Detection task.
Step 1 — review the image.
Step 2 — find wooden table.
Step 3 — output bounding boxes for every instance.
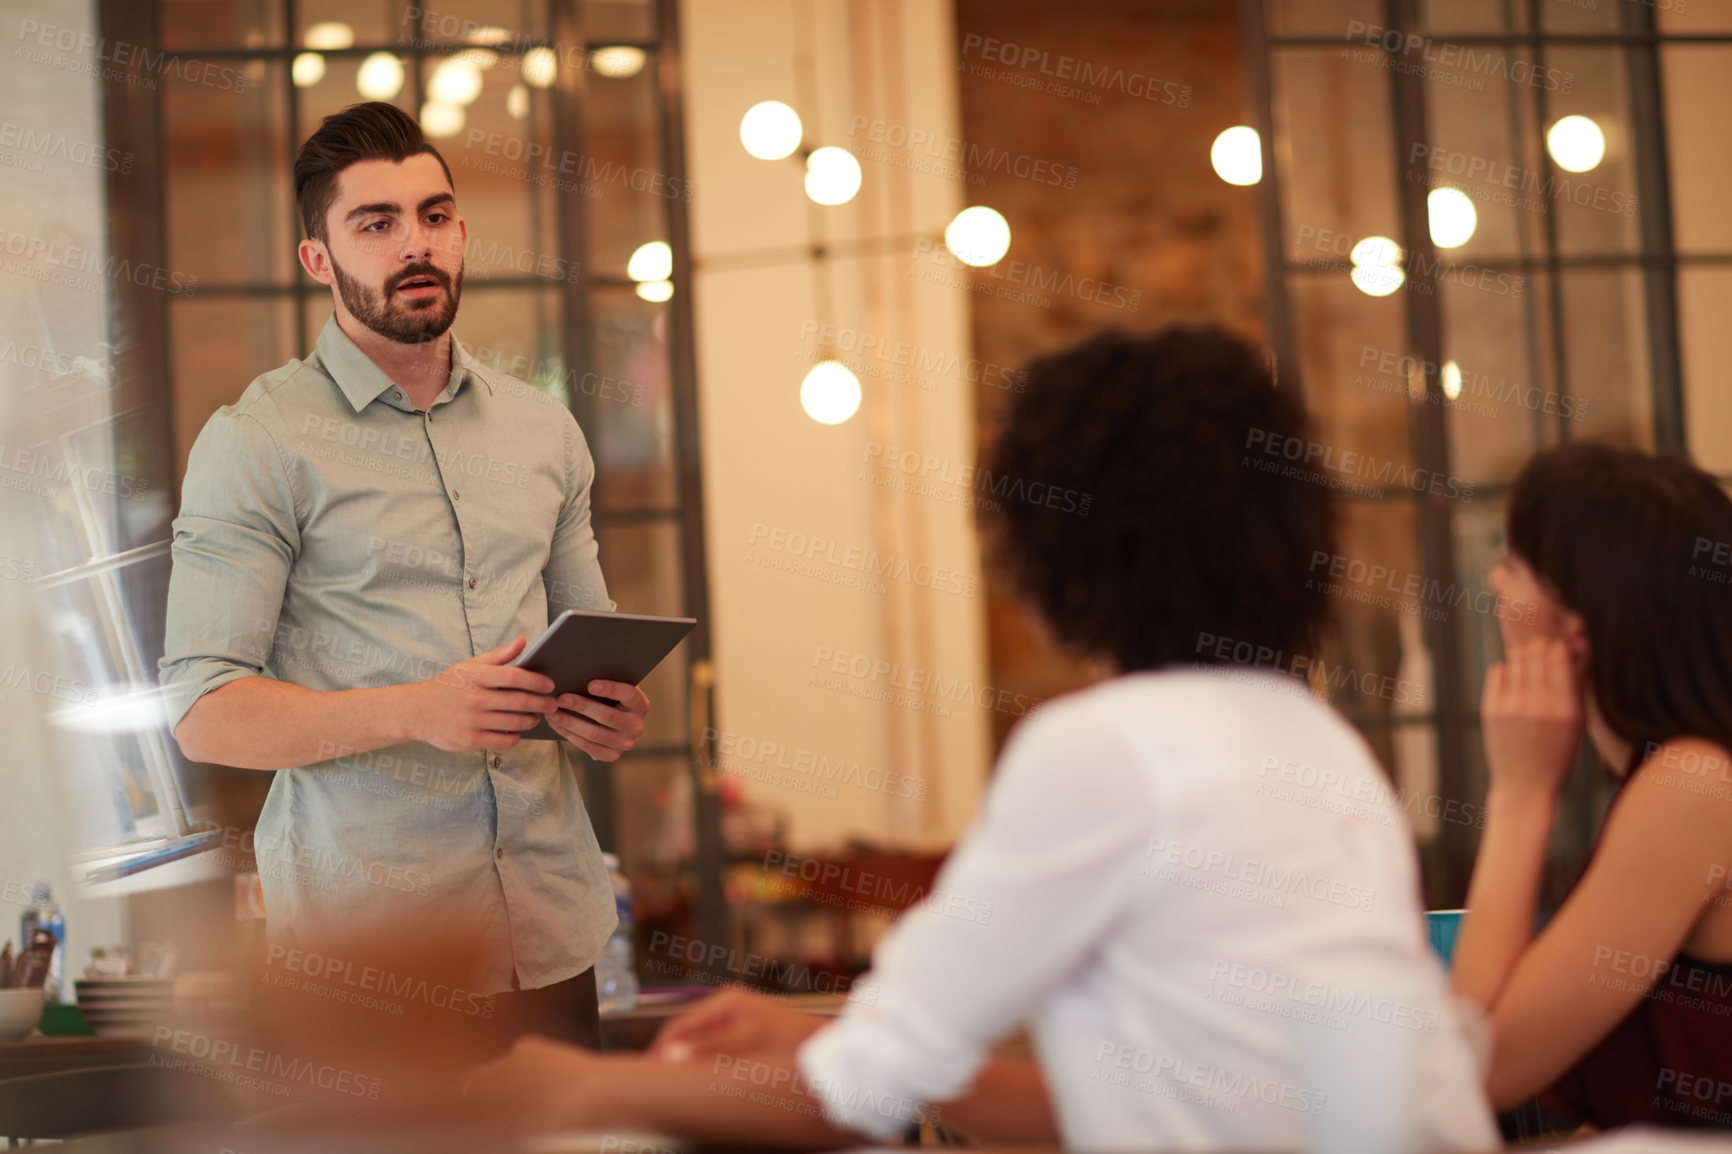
[601,991,846,1052]
[0,1033,151,1081]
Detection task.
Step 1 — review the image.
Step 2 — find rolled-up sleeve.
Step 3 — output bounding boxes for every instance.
[795,712,1154,1139]
[157,408,301,732]
[543,412,614,616]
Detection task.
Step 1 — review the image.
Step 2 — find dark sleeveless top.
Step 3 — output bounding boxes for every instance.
[1541,952,1732,1129]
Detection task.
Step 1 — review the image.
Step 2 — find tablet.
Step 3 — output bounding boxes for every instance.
[511,610,697,742]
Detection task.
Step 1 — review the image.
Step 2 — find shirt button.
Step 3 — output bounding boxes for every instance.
[467,577,477,589]
[452,490,461,501]
[392,390,402,401]
[495,848,504,860]
[491,755,502,768]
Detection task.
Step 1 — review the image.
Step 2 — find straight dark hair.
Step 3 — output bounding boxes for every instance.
[293,102,455,243]
[1507,443,1732,773]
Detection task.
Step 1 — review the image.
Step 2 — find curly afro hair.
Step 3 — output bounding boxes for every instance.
[979,326,1337,673]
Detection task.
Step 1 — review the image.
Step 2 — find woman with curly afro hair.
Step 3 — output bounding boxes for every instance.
[466,328,1498,1153]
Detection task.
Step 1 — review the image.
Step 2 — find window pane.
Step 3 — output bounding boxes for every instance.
[446,65,556,260]
[169,297,300,479]
[162,0,285,51]
[165,61,295,286]
[294,0,402,48]
[1449,496,1509,711]
[1420,0,1531,36]
[1274,50,1399,265]
[1540,0,1623,33]
[585,0,659,44]
[599,519,685,616]
[296,54,412,151]
[1559,266,1654,449]
[1660,4,1732,33]
[1546,49,1642,258]
[1678,266,1732,474]
[590,286,675,510]
[1439,271,1563,484]
[595,519,690,748]
[1288,275,1416,478]
[452,285,562,390]
[1315,497,1422,729]
[1661,47,1732,255]
[584,65,670,280]
[1268,0,1382,39]
[411,2,551,44]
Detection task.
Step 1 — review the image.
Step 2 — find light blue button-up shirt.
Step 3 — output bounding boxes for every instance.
[159,316,618,992]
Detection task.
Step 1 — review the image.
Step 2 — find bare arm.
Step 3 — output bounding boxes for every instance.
[1451,783,1555,1008]
[469,1030,1059,1148]
[1467,749,1732,1107]
[174,636,558,769]
[1453,639,1583,1010]
[648,991,1059,1145]
[1451,643,1732,1107]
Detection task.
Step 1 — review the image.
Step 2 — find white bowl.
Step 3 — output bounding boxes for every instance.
[0,988,45,1040]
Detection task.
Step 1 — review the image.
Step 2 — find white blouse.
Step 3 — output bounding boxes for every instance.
[797,669,1498,1151]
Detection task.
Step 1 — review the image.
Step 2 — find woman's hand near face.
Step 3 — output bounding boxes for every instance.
[1481,637,1585,799]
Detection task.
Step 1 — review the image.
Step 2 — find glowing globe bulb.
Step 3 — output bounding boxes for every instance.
[800,361,861,424]
[356,53,405,100]
[804,147,862,206]
[420,101,466,139]
[627,241,673,283]
[944,206,1012,267]
[1428,187,1478,248]
[291,52,326,87]
[591,46,647,78]
[1441,360,1463,400]
[740,101,803,161]
[522,47,558,88]
[1210,126,1262,186]
[304,22,354,50]
[1349,235,1405,298]
[1547,115,1606,173]
[430,58,484,106]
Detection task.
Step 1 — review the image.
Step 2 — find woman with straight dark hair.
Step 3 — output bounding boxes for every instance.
[1453,443,1732,1129]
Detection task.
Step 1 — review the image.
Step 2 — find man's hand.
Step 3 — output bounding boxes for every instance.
[403,636,558,753]
[648,989,826,1064]
[545,679,650,762]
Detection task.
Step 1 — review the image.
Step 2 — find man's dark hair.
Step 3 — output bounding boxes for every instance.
[1508,443,1732,774]
[293,102,455,243]
[979,326,1336,673]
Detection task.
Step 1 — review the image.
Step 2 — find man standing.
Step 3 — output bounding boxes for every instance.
[159,102,646,1048]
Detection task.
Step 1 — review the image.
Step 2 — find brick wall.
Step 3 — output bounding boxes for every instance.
[954,0,1259,749]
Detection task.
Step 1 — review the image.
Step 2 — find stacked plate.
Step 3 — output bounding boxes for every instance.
[74,976,175,1037]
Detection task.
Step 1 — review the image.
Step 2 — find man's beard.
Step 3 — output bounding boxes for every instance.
[331,256,463,345]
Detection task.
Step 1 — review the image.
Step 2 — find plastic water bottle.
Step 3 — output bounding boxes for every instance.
[596,853,638,1012]
[20,883,66,1003]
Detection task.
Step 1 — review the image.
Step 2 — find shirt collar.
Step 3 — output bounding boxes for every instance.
[314,315,492,413]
